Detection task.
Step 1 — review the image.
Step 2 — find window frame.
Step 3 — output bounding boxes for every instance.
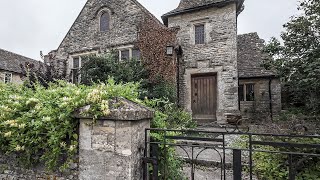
[117,46,140,62]
[194,24,205,45]
[70,51,98,84]
[239,83,255,102]
[4,73,12,84]
[99,11,110,32]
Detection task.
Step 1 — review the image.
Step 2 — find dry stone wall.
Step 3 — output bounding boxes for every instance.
[0,154,78,180]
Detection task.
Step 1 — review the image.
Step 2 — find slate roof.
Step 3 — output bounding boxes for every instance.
[162,0,244,25]
[237,33,277,78]
[0,48,40,74]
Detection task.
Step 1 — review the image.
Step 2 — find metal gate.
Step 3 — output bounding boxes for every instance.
[142,127,320,180]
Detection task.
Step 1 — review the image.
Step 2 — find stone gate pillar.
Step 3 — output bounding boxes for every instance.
[77,98,154,180]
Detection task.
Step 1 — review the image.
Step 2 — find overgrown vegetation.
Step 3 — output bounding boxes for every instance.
[80,54,177,102]
[0,79,140,171]
[233,135,320,179]
[80,54,193,179]
[0,51,194,179]
[264,0,320,116]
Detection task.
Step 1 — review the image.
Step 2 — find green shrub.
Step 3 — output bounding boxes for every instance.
[233,135,320,179]
[144,98,195,179]
[0,78,140,171]
[80,53,177,103]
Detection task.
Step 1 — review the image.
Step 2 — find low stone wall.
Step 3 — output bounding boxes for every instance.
[0,154,78,180]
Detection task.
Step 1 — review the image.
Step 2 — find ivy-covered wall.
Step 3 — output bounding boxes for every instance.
[137,14,178,83]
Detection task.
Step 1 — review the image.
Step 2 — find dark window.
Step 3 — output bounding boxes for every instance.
[246,84,255,101]
[73,57,80,69]
[132,49,141,60]
[239,85,244,101]
[4,73,12,83]
[71,69,79,84]
[100,12,110,32]
[72,57,81,84]
[121,50,130,61]
[195,24,205,44]
[239,84,255,101]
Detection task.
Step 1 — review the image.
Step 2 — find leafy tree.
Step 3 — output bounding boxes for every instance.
[264,0,320,114]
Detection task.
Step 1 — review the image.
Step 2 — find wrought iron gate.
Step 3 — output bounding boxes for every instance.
[142,128,320,180]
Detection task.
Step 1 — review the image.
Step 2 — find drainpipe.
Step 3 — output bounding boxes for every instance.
[269,77,273,122]
[176,45,183,108]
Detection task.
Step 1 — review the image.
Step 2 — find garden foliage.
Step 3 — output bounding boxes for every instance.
[0,79,140,171]
[264,0,320,115]
[80,53,177,102]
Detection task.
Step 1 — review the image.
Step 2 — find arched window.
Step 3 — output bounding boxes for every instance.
[100,12,110,32]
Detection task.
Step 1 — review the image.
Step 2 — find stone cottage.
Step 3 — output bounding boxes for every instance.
[47,0,281,124]
[0,48,40,84]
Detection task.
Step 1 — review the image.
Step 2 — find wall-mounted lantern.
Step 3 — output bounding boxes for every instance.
[166,46,174,56]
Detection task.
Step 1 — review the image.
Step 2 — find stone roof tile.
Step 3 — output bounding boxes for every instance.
[237,33,277,78]
[0,48,40,74]
[162,0,244,25]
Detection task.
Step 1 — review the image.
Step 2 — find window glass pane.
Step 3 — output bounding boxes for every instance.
[100,12,110,32]
[4,73,12,83]
[246,84,255,101]
[73,57,80,69]
[72,69,79,84]
[121,50,130,61]
[239,85,244,101]
[132,49,140,60]
[195,24,205,44]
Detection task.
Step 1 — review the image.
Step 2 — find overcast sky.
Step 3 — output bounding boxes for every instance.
[0,0,299,61]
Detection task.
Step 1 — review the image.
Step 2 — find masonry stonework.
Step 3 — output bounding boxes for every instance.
[78,98,153,180]
[165,3,240,123]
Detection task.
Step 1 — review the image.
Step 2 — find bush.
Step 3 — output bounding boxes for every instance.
[80,53,177,103]
[0,78,140,171]
[144,98,195,179]
[233,135,320,179]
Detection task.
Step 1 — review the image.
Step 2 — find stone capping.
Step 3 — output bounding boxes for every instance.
[74,97,154,121]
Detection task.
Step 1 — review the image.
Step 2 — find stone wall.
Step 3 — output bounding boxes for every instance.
[0,70,24,84]
[167,3,239,123]
[239,78,282,121]
[0,154,78,180]
[54,0,146,60]
[78,98,153,180]
[46,0,177,83]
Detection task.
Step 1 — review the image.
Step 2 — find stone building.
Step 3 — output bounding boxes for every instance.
[162,0,244,123]
[48,0,281,123]
[237,33,281,121]
[0,48,40,84]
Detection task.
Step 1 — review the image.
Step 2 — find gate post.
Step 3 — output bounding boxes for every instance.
[76,98,154,180]
[233,149,242,180]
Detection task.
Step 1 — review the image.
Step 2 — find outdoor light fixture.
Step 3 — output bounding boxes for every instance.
[166,46,174,56]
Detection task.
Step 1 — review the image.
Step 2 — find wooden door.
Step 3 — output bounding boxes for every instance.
[191,74,217,122]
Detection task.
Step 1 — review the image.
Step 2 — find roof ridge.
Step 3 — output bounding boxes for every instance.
[0,48,39,62]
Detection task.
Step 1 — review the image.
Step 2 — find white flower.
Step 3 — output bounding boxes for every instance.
[18,124,26,129]
[3,120,18,127]
[42,116,51,122]
[62,97,70,102]
[15,145,24,151]
[69,145,76,151]
[26,98,39,106]
[4,131,12,137]
[60,142,67,148]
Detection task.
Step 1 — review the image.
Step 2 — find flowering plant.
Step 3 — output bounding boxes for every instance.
[0,78,140,171]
